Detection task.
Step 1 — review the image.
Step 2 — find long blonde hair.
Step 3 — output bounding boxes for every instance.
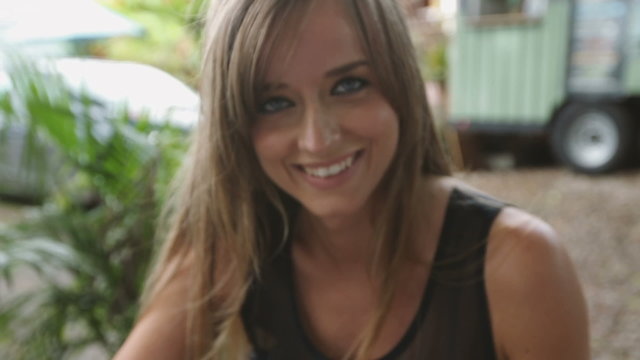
[139,0,450,359]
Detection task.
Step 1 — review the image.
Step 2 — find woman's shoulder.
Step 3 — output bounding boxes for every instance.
[484,202,590,359]
[426,175,589,358]
[430,175,576,282]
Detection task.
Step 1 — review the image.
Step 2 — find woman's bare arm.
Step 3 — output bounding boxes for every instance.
[486,207,590,360]
[113,264,191,360]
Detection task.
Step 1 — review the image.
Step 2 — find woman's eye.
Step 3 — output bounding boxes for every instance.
[258,97,293,114]
[331,77,369,95]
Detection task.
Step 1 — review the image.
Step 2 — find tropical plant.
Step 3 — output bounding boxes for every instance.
[0,56,188,359]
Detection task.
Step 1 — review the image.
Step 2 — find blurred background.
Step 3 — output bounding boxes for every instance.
[1,0,638,359]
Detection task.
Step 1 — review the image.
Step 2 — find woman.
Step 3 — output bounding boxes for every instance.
[115,0,589,359]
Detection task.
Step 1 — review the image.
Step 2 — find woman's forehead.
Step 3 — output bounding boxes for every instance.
[262,0,366,83]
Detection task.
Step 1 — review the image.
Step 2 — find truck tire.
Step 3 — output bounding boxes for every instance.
[551,102,635,174]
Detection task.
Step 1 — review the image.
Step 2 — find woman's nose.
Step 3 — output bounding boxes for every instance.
[297,105,340,152]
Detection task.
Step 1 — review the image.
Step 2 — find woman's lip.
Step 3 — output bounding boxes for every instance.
[295,150,361,169]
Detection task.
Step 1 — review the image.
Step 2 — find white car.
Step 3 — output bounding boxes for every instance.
[0,57,200,200]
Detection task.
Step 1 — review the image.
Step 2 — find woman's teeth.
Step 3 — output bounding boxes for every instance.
[303,154,355,178]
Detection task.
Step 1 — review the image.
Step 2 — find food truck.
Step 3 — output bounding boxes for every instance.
[448,0,640,172]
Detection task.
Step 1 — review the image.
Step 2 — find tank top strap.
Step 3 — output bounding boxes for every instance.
[394,187,504,359]
[430,187,505,285]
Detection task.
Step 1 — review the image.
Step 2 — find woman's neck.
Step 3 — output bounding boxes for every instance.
[295,202,377,267]
[293,177,446,269]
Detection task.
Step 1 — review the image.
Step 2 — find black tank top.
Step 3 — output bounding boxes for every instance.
[242,188,505,359]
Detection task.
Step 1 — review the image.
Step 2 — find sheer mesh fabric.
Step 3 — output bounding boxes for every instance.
[242,188,504,359]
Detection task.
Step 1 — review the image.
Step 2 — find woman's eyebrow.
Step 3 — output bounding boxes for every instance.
[261,82,287,93]
[260,60,369,92]
[325,59,369,78]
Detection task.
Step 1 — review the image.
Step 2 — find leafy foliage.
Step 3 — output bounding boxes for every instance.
[420,41,448,83]
[0,57,188,359]
[95,0,208,88]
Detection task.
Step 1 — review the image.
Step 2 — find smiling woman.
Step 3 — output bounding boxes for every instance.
[114,1,589,359]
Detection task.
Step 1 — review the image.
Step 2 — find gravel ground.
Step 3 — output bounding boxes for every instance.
[459,167,640,360]
[1,167,639,359]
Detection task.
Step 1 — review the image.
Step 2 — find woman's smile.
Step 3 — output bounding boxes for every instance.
[294,150,364,190]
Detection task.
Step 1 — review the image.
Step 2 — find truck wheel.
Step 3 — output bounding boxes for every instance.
[551,102,635,173]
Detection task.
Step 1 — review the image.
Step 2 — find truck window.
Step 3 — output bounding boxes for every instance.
[462,0,548,18]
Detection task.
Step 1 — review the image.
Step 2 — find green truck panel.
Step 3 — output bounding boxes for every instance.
[449,1,571,126]
[623,1,640,93]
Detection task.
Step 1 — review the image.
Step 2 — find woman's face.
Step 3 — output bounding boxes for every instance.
[252,0,398,224]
